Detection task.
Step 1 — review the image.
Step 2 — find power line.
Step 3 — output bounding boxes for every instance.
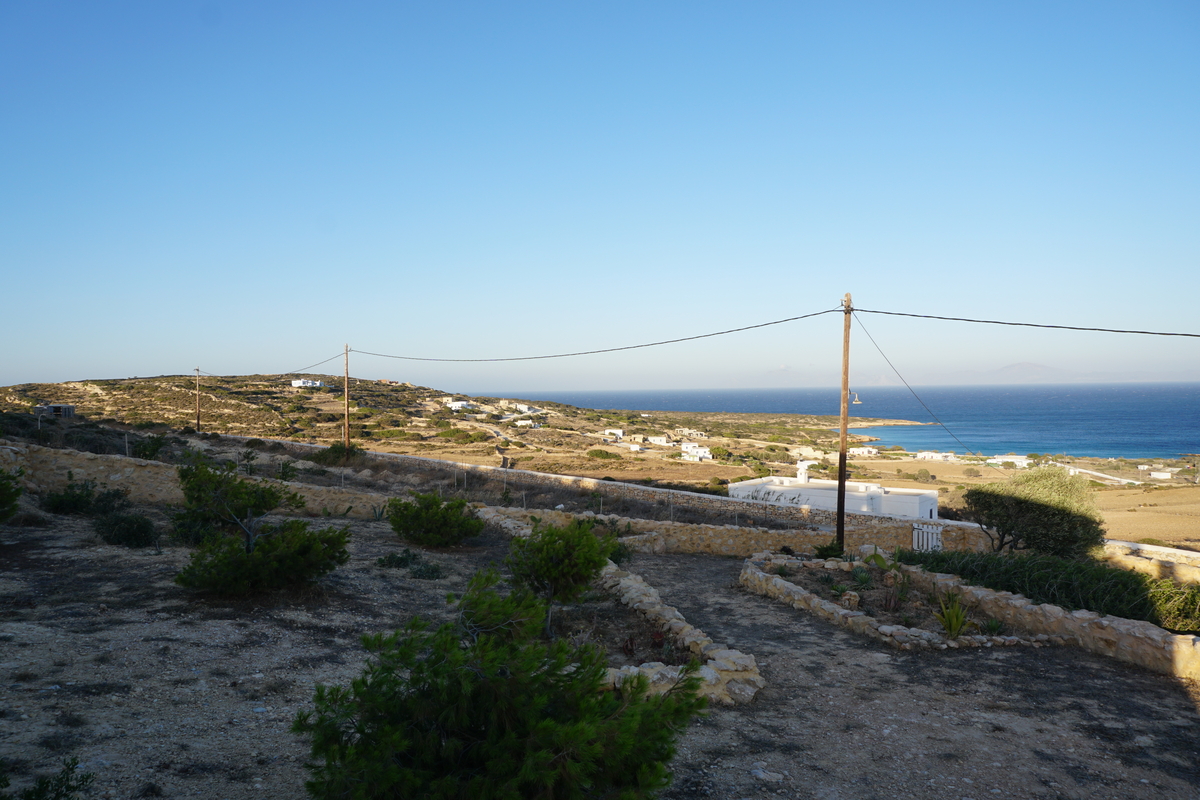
[283,353,345,375]
[351,309,841,363]
[852,312,989,460]
[856,309,1200,338]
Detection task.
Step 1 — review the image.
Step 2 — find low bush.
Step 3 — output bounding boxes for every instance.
[896,549,1200,634]
[387,492,484,547]
[292,570,705,800]
[0,468,22,524]
[508,518,614,604]
[175,520,350,595]
[93,513,158,548]
[41,480,130,517]
[308,442,366,467]
[586,449,621,460]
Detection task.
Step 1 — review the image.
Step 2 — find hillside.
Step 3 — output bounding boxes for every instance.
[0,375,905,487]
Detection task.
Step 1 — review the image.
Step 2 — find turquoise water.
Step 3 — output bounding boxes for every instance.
[497,384,1200,459]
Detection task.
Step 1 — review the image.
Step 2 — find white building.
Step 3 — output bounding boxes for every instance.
[986,455,1033,469]
[848,446,880,457]
[916,451,958,462]
[291,379,325,388]
[648,436,674,447]
[445,400,475,412]
[603,429,625,440]
[1149,471,1172,480]
[728,462,939,520]
[514,420,540,428]
[515,403,538,414]
[627,444,645,452]
[680,442,712,461]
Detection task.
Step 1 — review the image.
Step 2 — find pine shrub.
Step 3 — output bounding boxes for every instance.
[172,458,304,547]
[93,513,157,548]
[292,571,705,799]
[175,520,350,595]
[41,480,129,517]
[0,757,94,800]
[507,518,615,605]
[0,468,22,524]
[387,492,484,547]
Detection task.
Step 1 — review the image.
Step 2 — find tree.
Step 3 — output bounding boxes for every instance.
[964,466,1105,558]
[387,491,484,547]
[709,446,731,460]
[293,570,705,800]
[507,518,615,637]
[174,458,304,550]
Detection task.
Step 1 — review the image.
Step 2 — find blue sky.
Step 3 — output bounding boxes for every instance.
[3,2,1198,393]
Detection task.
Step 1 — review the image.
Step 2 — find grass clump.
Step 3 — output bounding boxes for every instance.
[292,570,705,800]
[896,549,1200,634]
[387,491,484,547]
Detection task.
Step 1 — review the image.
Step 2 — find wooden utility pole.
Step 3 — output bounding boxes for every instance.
[194,368,201,431]
[836,293,852,552]
[343,344,351,449]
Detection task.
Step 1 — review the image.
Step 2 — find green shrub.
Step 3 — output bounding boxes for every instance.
[586,449,621,460]
[172,459,304,548]
[308,442,365,466]
[175,520,350,595]
[0,468,22,524]
[964,466,1105,558]
[896,549,1200,634]
[376,548,421,569]
[0,757,94,800]
[131,434,167,460]
[507,518,614,606]
[408,561,444,580]
[41,480,130,517]
[387,492,484,547]
[93,513,158,548]
[292,571,705,799]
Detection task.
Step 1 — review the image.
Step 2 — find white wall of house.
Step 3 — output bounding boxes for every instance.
[648,436,673,447]
[728,474,939,520]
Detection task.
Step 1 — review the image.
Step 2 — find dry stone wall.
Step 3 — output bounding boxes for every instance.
[740,546,1200,681]
[1103,541,1200,585]
[0,440,391,520]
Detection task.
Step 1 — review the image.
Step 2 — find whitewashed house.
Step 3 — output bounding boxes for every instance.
[291,379,325,388]
[680,442,712,462]
[916,451,958,462]
[986,455,1033,469]
[515,420,540,428]
[445,400,475,412]
[848,446,879,457]
[603,429,625,440]
[728,462,939,520]
[648,436,674,447]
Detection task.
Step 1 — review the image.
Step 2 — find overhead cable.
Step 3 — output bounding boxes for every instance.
[352,309,841,363]
[856,309,1200,338]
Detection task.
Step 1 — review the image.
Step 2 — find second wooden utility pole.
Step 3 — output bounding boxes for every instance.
[343,344,351,449]
[194,368,201,432]
[836,293,852,553]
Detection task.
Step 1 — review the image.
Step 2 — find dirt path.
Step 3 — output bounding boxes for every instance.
[623,553,1200,800]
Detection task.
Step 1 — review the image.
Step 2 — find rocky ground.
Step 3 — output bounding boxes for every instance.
[1,503,1199,800]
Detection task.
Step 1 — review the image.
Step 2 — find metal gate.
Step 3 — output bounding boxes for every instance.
[912,523,944,552]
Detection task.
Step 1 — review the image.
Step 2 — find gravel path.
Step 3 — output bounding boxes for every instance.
[624,552,1200,800]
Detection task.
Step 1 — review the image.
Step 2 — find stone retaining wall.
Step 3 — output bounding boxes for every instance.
[902,562,1200,680]
[1103,541,1200,584]
[738,545,1200,681]
[0,440,391,520]
[740,554,1052,652]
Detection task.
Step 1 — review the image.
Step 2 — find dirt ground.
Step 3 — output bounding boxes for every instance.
[2,499,1199,799]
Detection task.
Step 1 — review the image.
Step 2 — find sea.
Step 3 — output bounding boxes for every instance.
[496,383,1200,460]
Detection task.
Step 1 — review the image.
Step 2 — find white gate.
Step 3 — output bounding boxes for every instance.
[912,523,944,552]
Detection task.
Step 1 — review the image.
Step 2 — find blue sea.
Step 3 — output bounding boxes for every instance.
[500,384,1200,460]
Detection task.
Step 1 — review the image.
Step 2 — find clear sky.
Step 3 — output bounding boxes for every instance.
[3,2,1198,394]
